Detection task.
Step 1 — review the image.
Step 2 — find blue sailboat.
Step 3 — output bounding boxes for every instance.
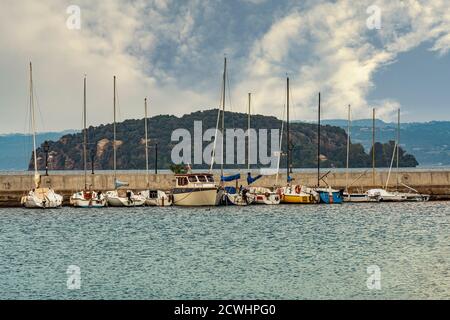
[316,92,343,204]
[316,187,343,204]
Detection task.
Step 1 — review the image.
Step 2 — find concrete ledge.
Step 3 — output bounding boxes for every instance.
[1,170,449,207]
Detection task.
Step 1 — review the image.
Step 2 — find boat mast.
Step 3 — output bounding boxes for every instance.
[317,92,321,187]
[247,92,251,171]
[345,104,351,192]
[372,108,376,186]
[220,57,226,182]
[144,98,149,187]
[83,75,88,190]
[396,108,400,190]
[29,62,39,188]
[113,76,117,184]
[286,77,290,183]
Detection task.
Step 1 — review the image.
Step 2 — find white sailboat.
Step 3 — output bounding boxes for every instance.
[342,105,371,202]
[21,62,63,208]
[247,187,280,205]
[105,76,145,207]
[244,93,280,205]
[70,75,107,208]
[366,109,429,202]
[141,97,172,207]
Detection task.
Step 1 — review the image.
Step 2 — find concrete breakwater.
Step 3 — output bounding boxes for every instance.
[1,170,450,206]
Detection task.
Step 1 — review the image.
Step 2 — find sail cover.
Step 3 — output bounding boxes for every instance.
[220,173,241,182]
[247,173,262,185]
[115,179,129,189]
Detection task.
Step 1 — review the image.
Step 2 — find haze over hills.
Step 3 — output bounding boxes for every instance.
[19,109,417,171]
[0,130,76,170]
[318,119,450,166]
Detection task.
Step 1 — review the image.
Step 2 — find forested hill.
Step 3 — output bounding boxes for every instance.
[29,109,418,170]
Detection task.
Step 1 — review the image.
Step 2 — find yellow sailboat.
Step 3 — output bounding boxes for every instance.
[277,77,318,204]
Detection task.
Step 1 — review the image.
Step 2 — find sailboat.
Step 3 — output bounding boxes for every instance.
[70,75,107,207]
[21,62,63,208]
[366,109,429,202]
[214,58,251,206]
[314,92,343,204]
[277,77,318,204]
[342,105,371,202]
[140,98,172,206]
[244,93,280,205]
[105,76,145,207]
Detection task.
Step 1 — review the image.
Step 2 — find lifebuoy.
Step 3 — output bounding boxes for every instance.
[295,185,301,194]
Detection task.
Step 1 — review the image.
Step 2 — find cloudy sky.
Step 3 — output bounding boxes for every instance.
[0,0,449,134]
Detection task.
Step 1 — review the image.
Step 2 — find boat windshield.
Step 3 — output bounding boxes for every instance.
[177,177,188,186]
[188,176,198,183]
[206,175,214,183]
[197,175,207,182]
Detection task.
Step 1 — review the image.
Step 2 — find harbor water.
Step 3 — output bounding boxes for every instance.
[0,202,448,299]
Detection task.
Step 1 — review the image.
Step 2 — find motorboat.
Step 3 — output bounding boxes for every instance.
[172,173,218,206]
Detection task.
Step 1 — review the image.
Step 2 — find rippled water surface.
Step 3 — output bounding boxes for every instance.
[0,202,448,299]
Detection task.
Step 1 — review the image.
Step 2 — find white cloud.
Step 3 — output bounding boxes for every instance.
[0,0,213,133]
[0,0,449,133]
[237,0,450,122]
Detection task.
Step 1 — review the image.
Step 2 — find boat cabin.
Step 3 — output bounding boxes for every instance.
[175,174,215,188]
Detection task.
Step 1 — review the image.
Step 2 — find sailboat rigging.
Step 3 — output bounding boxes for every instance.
[140,98,172,206]
[314,92,343,204]
[21,62,63,208]
[105,76,145,207]
[276,77,317,204]
[70,75,107,207]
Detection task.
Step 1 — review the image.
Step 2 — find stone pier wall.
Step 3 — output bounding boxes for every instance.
[1,170,449,206]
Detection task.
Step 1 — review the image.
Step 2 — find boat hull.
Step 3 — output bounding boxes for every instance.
[141,190,173,207]
[281,194,316,204]
[21,197,62,208]
[70,191,107,208]
[21,188,63,208]
[224,193,253,206]
[343,193,372,203]
[71,198,107,208]
[366,189,429,202]
[247,187,280,205]
[317,190,343,204]
[107,196,145,207]
[173,188,217,206]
